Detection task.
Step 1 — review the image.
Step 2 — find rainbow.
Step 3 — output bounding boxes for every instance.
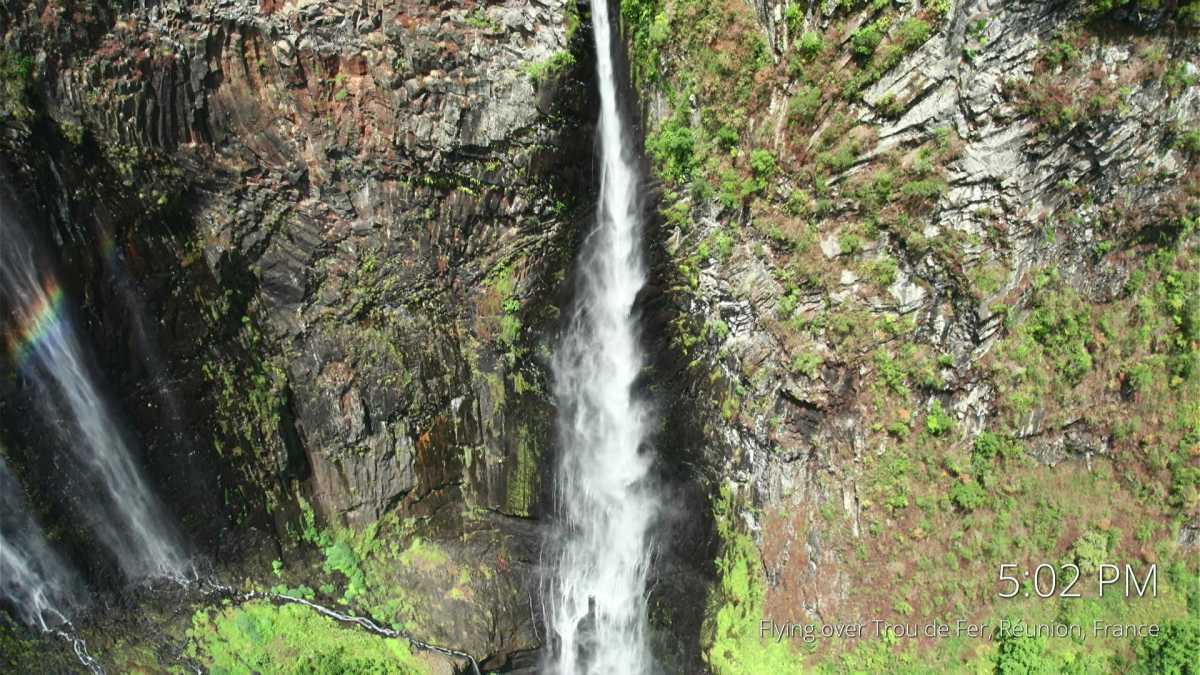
[98,228,118,264]
[6,277,66,368]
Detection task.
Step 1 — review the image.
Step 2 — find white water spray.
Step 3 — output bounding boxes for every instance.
[546,1,658,672]
[0,455,83,630]
[0,194,187,583]
[0,456,105,674]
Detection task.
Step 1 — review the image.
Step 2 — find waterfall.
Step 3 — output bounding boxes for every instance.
[0,455,84,630]
[546,1,659,673]
[0,190,187,584]
[95,221,188,441]
[0,456,105,674]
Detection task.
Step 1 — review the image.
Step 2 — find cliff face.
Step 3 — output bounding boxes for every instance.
[632,0,1199,670]
[2,0,593,664]
[1,0,1198,673]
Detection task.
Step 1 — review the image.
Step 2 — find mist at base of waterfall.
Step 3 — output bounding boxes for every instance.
[0,457,85,631]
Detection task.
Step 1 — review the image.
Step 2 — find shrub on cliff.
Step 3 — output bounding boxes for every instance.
[647,116,696,182]
[0,52,33,121]
[1132,618,1200,675]
[994,626,1055,675]
[1090,0,1200,25]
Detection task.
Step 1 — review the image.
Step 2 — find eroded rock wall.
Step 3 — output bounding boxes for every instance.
[631,0,1198,669]
[1,0,593,659]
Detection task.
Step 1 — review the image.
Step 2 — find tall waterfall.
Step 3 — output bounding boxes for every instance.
[0,191,187,584]
[546,1,658,673]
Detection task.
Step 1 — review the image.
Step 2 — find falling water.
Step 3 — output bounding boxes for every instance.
[0,455,83,630]
[95,222,188,439]
[546,1,658,673]
[0,456,106,674]
[0,191,187,583]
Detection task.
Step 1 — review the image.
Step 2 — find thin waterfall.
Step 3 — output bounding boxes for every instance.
[0,455,84,630]
[94,221,188,440]
[0,455,105,674]
[546,1,659,673]
[0,190,187,583]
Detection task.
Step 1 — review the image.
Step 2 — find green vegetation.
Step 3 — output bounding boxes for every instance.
[1132,618,1200,674]
[704,486,801,674]
[748,150,776,192]
[988,275,1099,425]
[788,85,823,125]
[851,20,886,58]
[478,262,527,365]
[792,351,822,378]
[924,399,954,436]
[523,51,577,83]
[332,73,350,102]
[0,622,78,673]
[1026,289,1094,385]
[505,425,539,516]
[290,497,492,643]
[1089,0,1200,24]
[947,480,985,511]
[847,441,1199,672]
[464,7,500,31]
[59,121,85,145]
[988,614,1200,674]
[993,626,1054,675]
[1003,28,1171,135]
[647,113,696,182]
[621,0,669,83]
[1069,529,1115,574]
[186,601,427,674]
[1164,62,1199,94]
[0,51,33,120]
[837,239,1197,673]
[634,2,1199,673]
[796,31,825,59]
[1177,129,1200,157]
[198,302,290,517]
[299,497,368,604]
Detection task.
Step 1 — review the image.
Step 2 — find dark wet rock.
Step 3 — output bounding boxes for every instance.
[0,0,592,662]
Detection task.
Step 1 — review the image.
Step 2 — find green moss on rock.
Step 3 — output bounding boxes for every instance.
[504,425,539,517]
[185,601,427,674]
[703,486,801,675]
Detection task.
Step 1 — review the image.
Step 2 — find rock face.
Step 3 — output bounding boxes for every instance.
[629,0,1198,670]
[1,0,593,661]
[1,0,1198,672]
